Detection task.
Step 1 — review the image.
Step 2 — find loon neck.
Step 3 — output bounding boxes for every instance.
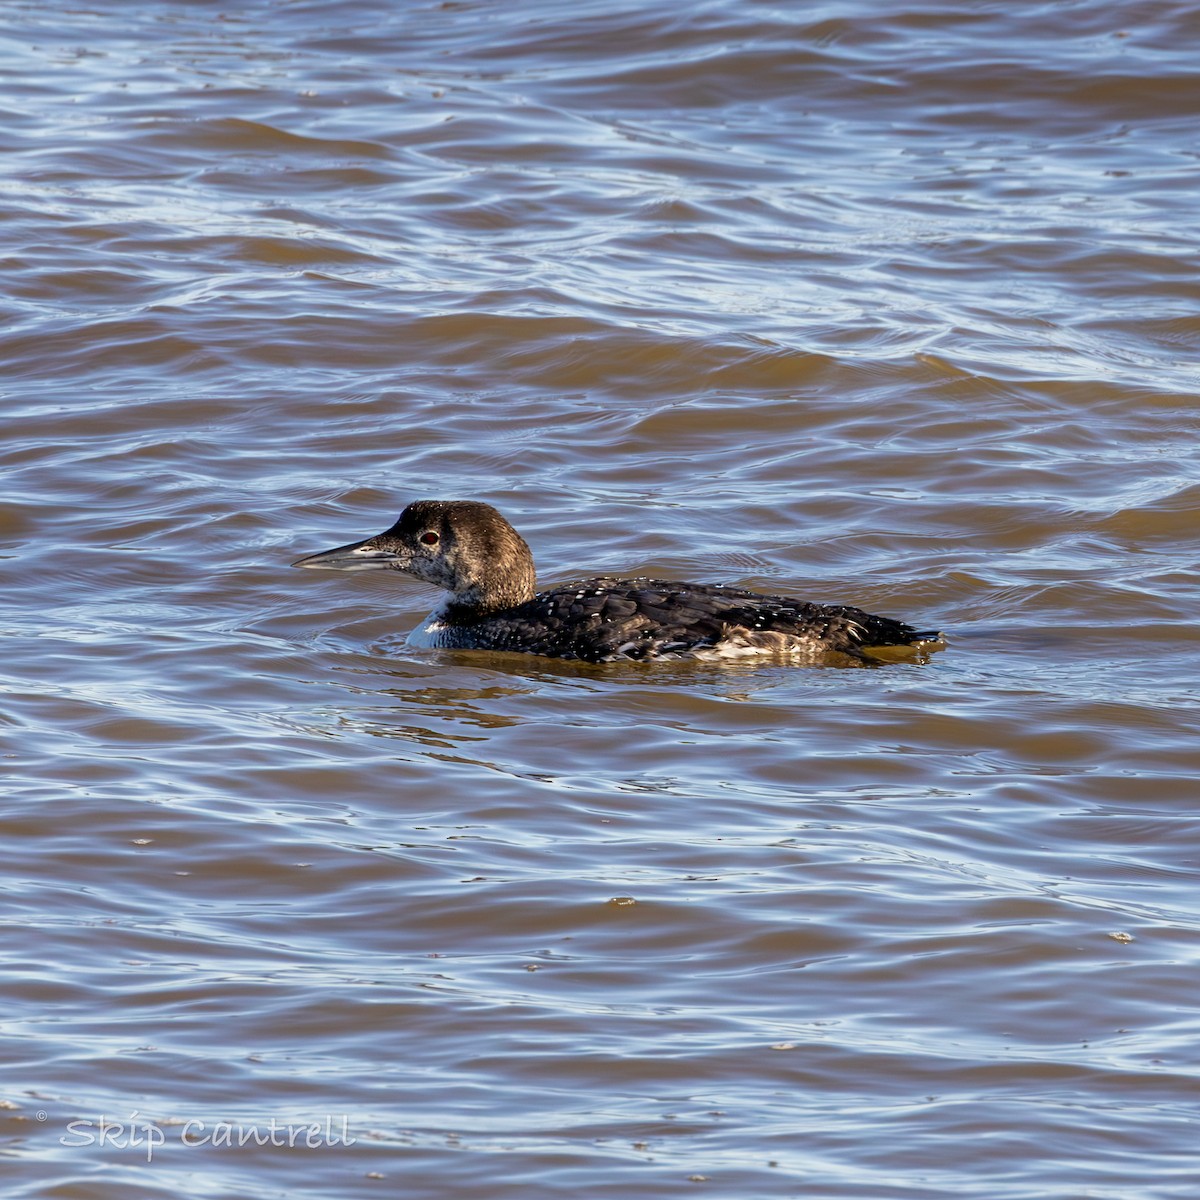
[442,565,536,622]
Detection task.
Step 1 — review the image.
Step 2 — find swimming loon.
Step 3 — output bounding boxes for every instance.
[292,500,942,663]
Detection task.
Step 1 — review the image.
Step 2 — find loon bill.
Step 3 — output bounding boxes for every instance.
[293,499,944,664]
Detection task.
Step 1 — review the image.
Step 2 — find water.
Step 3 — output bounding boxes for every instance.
[3,2,1199,1196]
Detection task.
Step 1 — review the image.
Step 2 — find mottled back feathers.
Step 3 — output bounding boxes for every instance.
[444,577,936,663]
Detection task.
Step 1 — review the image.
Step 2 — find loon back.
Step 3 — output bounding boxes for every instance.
[293,500,944,664]
[432,578,940,663]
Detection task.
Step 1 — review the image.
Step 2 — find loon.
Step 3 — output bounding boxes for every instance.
[292,500,943,664]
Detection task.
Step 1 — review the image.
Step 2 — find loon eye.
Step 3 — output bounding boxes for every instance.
[420,531,439,546]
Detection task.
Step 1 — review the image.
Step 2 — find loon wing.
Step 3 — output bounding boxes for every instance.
[491,578,936,663]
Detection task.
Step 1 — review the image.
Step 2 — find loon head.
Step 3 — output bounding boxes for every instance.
[292,499,537,612]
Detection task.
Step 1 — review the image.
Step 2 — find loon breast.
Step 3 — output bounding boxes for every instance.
[406,610,452,649]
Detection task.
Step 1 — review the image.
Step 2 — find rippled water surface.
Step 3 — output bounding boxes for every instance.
[4,1,1200,1196]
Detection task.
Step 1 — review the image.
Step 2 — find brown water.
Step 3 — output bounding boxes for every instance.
[3,2,1200,1197]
